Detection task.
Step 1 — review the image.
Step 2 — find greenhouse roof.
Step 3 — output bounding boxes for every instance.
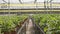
[0,0,60,3]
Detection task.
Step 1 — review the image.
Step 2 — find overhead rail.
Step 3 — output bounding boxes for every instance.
[0,2,60,9]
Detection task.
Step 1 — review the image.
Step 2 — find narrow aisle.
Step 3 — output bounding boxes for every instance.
[26,18,35,34]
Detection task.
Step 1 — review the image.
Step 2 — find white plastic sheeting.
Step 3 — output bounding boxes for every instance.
[0,0,60,3]
[0,0,60,9]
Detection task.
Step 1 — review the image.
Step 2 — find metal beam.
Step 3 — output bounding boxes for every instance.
[0,11,60,14]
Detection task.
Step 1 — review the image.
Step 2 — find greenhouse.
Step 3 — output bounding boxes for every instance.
[0,0,60,34]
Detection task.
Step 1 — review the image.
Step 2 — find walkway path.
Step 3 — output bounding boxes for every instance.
[17,17,45,34]
[26,18,35,34]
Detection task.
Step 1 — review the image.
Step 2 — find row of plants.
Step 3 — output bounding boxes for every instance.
[0,15,28,34]
[32,14,60,34]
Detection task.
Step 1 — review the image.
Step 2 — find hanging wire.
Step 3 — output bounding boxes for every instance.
[35,0,38,14]
[18,0,23,15]
[34,0,37,4]
[44,0,47,14]
[2,0,6,15]
[2,0,8,3]
[2,0,8,22]
[8,0,10,16]
[34,0,37,10]
[44,0,46,9]
[19,0,22,4]
[2,0,10,16]
[50,0,53,14]
[47,0,53,14]
[46,0,49,14]
[2,0,8,9]
[19,0,37,4]
[44,0,50,14]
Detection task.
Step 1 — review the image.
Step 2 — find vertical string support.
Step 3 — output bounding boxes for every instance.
[50,0,53,14]
[44,0,47,14]
[19,0,23,15]
[8,0,10,16]
[35,0,37,14]
[7,0,10,23]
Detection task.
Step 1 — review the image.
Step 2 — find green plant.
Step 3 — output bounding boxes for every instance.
[0,15,28,33]
[33,14,60,34]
